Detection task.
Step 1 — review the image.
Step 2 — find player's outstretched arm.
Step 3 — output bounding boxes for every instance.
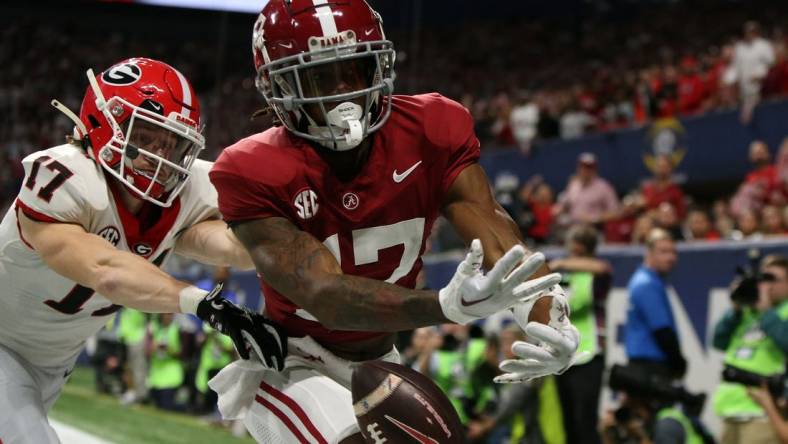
[175,219,254,270]
[232,216,446,331]
[443,164,583,382]
[443,165,546,272]
[19,213,287,368]
[20,212,189,313]
[443,164,555,322]
[232,217,557,331]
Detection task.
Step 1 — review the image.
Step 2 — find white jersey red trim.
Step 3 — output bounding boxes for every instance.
[0,144,219,367]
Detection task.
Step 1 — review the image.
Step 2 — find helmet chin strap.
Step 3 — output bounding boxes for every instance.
[308,102,365,151]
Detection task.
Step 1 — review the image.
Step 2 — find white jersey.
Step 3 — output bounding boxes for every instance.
[0,144,219,368]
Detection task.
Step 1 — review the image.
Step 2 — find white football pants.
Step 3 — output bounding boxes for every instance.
[0,344,75,444]
[210,336,400,444]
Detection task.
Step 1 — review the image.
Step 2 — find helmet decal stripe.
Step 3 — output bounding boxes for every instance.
[255,14,271,63]
[172,67,193,119]
[311,0,338,37]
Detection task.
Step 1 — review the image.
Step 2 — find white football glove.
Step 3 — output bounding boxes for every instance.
[438,239,562,325]
[494,285,587,383]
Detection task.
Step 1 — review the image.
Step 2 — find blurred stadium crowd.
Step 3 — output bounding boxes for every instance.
[1,0,787,443]
[463,137,788,249]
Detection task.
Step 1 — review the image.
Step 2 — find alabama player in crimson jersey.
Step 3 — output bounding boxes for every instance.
[208,1,582,443]
[0,58,285,444]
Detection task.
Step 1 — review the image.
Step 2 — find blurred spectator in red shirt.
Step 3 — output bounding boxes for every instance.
[704,44,738,110]
[730,140,779,217]
[683,208,721,241]
[678,56,706,115]
[519,175,555,245]
[554,153,621,229]
[776,137,788,201]
[746,140,778,185]
[654,65,679,118]
[762,42,788,98]
[640,154,687,219]
[604,191,642,244]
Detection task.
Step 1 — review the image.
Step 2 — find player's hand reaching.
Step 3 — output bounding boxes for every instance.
[494,285,586,383]
[438,239,562,325]
[196,283,287,370]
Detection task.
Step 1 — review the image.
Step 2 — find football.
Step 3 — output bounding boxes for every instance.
[351,360,466,444]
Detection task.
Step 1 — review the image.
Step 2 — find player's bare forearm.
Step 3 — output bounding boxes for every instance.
[175,219,254,270]
[232,217,449,331]
[443,164,554,324]
[19,212,188,313]
[314,274,447,330]
[443,164,550,276]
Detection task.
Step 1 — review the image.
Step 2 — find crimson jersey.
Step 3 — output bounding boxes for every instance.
[210,94,480,344]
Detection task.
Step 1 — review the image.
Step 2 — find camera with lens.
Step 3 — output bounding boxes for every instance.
[608,364,707,416]
[730,249,764,306]
[722,365,786,400]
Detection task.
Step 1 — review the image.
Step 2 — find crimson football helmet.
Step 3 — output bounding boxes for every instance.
[253,0,395,151]
[57,58,204,207]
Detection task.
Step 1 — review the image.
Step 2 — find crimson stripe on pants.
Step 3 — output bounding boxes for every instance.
[259,380,329,444]
[255,394,311,444]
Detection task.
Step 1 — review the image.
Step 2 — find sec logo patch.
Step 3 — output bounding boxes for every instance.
[98,226,121,246]
[294,188,319,220]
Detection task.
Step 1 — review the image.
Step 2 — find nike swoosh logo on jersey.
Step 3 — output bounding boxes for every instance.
[279,42,293,49]
[460,293,493,307]
[365,28,375,36]
[392,161,422,183]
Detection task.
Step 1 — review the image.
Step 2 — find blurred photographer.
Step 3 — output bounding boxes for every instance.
[600,364,714,444]
[712,254,788,444]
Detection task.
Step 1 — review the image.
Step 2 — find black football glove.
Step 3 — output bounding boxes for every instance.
[196,283,287,370]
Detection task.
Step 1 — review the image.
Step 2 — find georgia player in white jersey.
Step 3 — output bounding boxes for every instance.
[0,58,286,444]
